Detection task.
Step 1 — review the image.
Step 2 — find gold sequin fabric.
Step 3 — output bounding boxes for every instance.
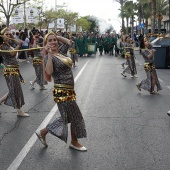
[144,63,155,71]
[33,57,43,65]
[53,84,76,103]
[3,66,20,76]
[124,52,131,59]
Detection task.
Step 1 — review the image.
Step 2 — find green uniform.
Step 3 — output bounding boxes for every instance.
[97,37,104,55]
[103,37,109,54]
[76,37,86,57]
[108,36,114,55]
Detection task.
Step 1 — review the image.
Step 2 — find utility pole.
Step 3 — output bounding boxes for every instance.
[23,0,30,29]
[54,0,67,30]
[23,0,26,29]
[55,0,57,11]
[169,0,170,33]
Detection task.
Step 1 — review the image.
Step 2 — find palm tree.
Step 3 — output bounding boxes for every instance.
[115,0,128,32]
[122,1,137,37]
[156,0,168,33]
[142,2,152,31]
[151,0,156,33]
[137,0,143,34]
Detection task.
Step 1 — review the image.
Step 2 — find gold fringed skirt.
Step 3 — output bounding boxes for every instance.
[3,65,25,108]
[46,83,87,142]
[53,84,76,103]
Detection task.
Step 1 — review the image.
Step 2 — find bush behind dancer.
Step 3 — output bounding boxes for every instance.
[121,36,137,78]
[30,35,47,90]
[35,32,87,151]
[136,41,162,94]
[0,27,29,117]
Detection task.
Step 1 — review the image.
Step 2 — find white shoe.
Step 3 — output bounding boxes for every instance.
[27,60,30,63]
[167,111,170,117]
[131,75,134,78]
[17,109,29,117]
[69,143,87,151]
[30,81,35,89]
[134,75,138,78]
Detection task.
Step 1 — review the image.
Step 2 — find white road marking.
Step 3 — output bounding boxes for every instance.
[158,78,163,82]
[135,60,142,66]
[7,60,89,170]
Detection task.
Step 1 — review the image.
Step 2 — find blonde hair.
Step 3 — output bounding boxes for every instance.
[43,32,57,82]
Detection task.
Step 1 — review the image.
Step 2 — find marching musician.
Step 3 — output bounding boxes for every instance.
[108,33,114,56]
[103,33,109,54]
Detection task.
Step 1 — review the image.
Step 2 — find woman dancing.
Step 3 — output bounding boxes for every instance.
[0,27,29,117]
[35,32,87,151]
[30,35,47,90]
[136,40,162,94]
[121,36,137,78]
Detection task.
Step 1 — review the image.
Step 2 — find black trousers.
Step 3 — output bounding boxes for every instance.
[0,56,3,64]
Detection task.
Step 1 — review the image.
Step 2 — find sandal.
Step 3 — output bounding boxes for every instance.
[35,131,48,147]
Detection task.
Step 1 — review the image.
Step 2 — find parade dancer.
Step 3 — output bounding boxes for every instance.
[30,35,47,90]
[121,36,137,78]
[0,28,29,117]
[136,41,162,94]
[56,31,73,56]
[35,32,87,151]
[68,34,78,67]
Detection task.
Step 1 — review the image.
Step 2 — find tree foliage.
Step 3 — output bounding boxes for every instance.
[76,17,91,32]
[0,0,26,26]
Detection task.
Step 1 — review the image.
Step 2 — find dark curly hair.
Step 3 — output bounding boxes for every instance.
[0,32,3,45]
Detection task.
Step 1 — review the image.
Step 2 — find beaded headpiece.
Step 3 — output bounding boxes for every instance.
[43,31,57,45]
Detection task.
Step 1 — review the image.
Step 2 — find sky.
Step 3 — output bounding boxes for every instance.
[0,0,121,32]
[43,0,122,32]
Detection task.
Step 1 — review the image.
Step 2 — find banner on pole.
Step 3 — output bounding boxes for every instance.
[57,18,64,29]
[71,25,76,32]
[11,8,24,24]
[26,8,38,23]
[78,26,82,32]
[49,21,55,28]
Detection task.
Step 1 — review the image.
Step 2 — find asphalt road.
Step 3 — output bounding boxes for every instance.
[0,50,170,170]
